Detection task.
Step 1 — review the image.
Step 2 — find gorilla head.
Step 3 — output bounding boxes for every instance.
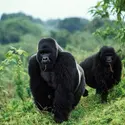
[36,38,58,72]
[99,46,117,67]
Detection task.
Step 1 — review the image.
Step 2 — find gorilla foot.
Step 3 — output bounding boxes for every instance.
[101,92,108,103]
[54,116,68,123]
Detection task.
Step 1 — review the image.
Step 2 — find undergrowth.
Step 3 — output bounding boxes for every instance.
[0,47,125,125]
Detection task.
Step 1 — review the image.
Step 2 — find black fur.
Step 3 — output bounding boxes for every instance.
[28,38,86,123]
[80,46,122,103]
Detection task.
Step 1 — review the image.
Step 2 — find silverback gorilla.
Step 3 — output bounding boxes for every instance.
[80,46,122,103]
[28,38,86,123]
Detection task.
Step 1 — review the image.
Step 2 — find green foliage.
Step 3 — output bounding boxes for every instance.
[90,0,125,43]
[44,19,60,30]
[1,12,43,24]
[86,17,105,33]
[0,22,20,44]
[0,47,29,101]
[57,17,89,32]
[0,14,42,44]
[4,18,42,35]
[90,0,125,20]
[50,30,70,48]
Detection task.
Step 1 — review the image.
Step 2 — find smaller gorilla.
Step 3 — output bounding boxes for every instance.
[28,38,86,123]
[80,46,122,103]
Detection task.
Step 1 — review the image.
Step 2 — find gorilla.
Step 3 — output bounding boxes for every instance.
[28,38,86,123]
[80,46,122,103]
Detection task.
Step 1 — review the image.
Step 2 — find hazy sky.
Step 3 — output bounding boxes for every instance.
[0,0,99,20]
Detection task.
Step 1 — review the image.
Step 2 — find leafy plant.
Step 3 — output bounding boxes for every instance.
[90,0,125,44]
[0,46,29,100]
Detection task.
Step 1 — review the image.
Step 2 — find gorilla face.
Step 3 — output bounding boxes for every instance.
[36,38,58,71]
[99,46,116,66]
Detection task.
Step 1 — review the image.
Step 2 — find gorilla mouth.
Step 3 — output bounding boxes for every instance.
[43,64,47,71]
[42,63,54,72]
[106,60,112,63]
[108,63,114,73]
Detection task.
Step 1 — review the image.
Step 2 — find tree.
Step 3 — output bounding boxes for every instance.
[0,14,42,44]
[90,0,125,43]
[58,17,89,32]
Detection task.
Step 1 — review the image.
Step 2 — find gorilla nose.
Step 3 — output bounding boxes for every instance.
[42,56,50,63]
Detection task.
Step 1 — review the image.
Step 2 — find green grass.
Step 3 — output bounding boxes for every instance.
[1,79,125,125]
[0,45,125,125]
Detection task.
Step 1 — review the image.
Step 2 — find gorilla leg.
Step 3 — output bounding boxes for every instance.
[96,87,108,103]
[53,85,74,123]
[101,91,108,103]
[34,87,54,112]
[30,77,55,112]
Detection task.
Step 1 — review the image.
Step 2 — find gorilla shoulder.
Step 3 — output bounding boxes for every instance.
[57,52,76,67]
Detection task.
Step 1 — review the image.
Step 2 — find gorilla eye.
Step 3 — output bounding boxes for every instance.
[40,50,51,54]
[40,51,46,54]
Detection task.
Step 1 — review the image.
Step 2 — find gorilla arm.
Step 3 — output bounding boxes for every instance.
[28,54,41,95]
[93,54,109,102]
[28,54,54,111]
[113,56,122,84]
[53,52,76,123]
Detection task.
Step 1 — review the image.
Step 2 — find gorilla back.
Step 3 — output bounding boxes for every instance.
[80,46,122,103]
[28,38,86,123]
